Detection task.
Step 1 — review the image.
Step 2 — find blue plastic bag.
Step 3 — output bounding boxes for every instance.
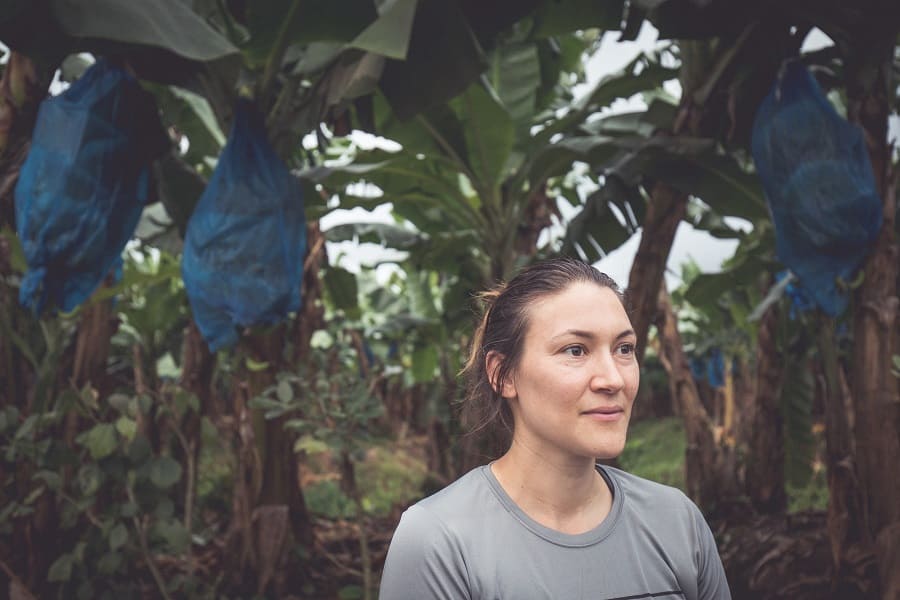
[751,62,882,316]
[182,100,307,351]
[690,348,725,388]
[15,59,168,313]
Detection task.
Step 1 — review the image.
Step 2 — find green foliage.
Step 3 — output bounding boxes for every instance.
[54,0,238,62]
[252,335,384,456]
[0,384,211,597]
[619,417,687,491]
[304,445,428,520]
[787,467,829,514]
[304,479,358,519]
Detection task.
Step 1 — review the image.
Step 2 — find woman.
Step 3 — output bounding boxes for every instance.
[379,258,731,600]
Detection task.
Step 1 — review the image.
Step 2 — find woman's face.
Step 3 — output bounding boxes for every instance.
[498,281,640,463]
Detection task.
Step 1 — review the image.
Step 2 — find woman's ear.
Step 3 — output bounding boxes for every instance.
[486,351,516,398]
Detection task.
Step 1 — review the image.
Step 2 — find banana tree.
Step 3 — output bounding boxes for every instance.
[307,40,677,285]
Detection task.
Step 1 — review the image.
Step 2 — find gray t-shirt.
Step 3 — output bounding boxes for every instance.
[379,465,731,600]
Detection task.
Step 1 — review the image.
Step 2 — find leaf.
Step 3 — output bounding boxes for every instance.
[169,86,226,147]
[338,585,364,600]
[531,0,626,37]
[560,176,641,262]
[47,553,74,582]
[380,0,487,119]
[646,151,769,222]
[97,552,122,575]
[534,55,678,145]
[323,266,360,317]
[630,0,759,40]
[82,424,118,460]
[59,53,92,82]
[0,226,26,274]
[120,502,138,518]
[245,357,270,372]
[52,0,238,61]
[33,470,62,491]
[324,222,423,249]
[77,464,104,496]
[683,253,768,309]
[450,79,515,188]
[525,134,620,188]
[489,42,541,132]
[411,346,438,383]
[153,518,190,552]
[597,135,769,222]
[115,416,137,441]
[349,0,418,60]
[289,42,345,75]
[244,0,376,65]
[107,393,133,415]
[23,486,45,505]
[299,156,393,186]
[149,456,182,488]
[407,271,439,319]
[108,522,128,551]
[276,380,294,403]
[780,363,815,486]
[579,99,679,137]
[294,435,330,455]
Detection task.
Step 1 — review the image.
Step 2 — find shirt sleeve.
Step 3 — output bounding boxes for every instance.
[690,503,732,600]
[379,505,472,600]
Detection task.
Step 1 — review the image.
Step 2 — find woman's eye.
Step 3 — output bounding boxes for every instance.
[616,343,636,357]
[563,345,586,357]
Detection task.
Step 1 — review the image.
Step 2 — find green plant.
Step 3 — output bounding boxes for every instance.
[251,330,385,600]
[619,417,687,491]
[0,383,214,599]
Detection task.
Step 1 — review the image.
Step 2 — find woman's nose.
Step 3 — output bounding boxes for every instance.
[589,353,625,393]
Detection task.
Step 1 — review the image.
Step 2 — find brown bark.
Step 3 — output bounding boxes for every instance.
[514,182,558,257]
[226,223,325,591]
[655,288,738,512]
[820,317,867,578]
[177,320,215,542]
[626,182,689,363]
[0,52,50,228]
[844,37,900,600]
[744,305,787,514]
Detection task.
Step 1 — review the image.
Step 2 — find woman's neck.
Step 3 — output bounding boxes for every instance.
[491,439,613,535]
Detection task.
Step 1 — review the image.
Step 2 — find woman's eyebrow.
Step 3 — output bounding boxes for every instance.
[550,328,636,342]
[550,329,595,342]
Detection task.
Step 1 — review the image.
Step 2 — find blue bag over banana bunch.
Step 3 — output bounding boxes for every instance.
[15,59,169,313]
[182,99,307,352]
[751,61,883,316]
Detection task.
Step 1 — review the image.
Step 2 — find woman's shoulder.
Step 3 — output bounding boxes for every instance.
[601,465,696,514]
[411,465,497,521]
[387,465,499,555]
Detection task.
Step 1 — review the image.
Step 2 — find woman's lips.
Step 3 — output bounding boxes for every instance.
[581,407,624,421]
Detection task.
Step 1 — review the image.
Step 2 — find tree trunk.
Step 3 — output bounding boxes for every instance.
[0,52,48,226]
[819,315,868,581]
[655,288,738,512]
[844,36,900,600]
[178,320,215,538]
[225,223,324,593]
[744,305,787,514]
[626,182,688,363]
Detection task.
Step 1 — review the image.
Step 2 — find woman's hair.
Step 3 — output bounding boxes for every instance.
[460,257,625,451]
